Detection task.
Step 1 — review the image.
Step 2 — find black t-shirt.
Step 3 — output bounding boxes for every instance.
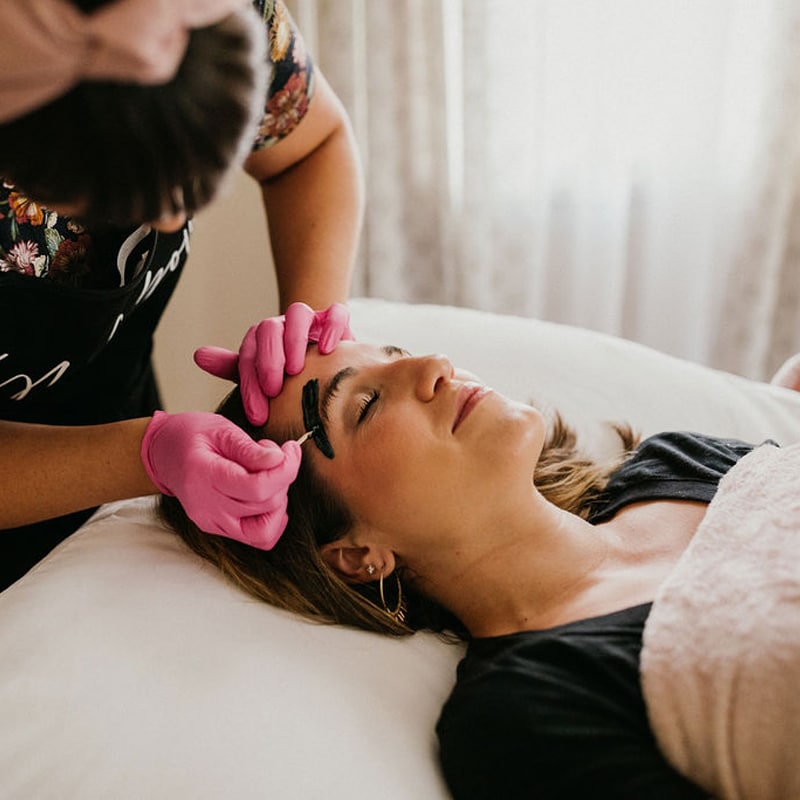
[437,432,769,800]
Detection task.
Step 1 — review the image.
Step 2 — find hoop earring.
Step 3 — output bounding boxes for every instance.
[379,570,407,624]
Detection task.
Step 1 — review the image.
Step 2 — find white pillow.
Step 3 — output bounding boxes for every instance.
[0,497,460,799]
[3,298,800,799]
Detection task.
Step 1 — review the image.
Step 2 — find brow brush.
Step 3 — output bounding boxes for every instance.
[296,429,316,446]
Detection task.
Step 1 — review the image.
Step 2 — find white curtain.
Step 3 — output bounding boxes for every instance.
[288,0,800,380]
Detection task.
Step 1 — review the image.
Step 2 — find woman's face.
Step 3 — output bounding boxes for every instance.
[266,342,546,553]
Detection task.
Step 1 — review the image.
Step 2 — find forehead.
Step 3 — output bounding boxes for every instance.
[266,341,387,429]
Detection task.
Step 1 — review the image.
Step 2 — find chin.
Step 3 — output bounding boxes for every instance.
[509,400,546,435]
[516,406,547,460]
[485,406,544,473]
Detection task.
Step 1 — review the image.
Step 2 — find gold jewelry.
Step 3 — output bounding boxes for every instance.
[379,571,407,624]
[366,564,376,576]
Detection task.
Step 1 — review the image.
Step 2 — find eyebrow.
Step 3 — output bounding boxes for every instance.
[319,345,408,425]
[319,366,355,426]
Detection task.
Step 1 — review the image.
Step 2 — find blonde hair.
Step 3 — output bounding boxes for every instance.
[159,389,639,640]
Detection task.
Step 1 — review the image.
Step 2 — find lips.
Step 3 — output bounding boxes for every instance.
[452,383,490,432]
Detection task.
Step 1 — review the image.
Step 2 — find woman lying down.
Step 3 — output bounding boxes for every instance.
[160,341,800,800]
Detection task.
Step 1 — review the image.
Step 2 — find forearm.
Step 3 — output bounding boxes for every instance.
[261,119,363,311]
[0,418,157,529]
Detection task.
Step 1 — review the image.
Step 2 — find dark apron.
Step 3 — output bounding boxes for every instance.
[0,223,190,589]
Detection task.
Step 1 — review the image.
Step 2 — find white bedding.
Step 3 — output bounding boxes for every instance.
[4,298,800,799]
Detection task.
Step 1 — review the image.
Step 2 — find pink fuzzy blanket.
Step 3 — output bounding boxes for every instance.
[641,441,800,800]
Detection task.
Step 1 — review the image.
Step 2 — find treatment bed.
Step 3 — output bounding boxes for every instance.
[3,298,800,799]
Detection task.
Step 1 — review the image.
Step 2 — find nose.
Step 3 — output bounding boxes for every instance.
[411,354,454,401]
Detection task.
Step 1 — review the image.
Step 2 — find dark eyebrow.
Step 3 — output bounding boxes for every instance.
[318,345,409,425]
[320,366,355,426]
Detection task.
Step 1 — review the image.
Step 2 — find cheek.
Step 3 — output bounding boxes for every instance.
[322,401,544,529]
[331,424,439,524]
[354,425,426,494]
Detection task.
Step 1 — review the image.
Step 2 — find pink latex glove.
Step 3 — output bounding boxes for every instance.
[193,302,353,426]
[141,410,301,549]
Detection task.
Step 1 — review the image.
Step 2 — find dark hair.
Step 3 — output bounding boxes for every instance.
[0,3,266,227]
[159,386,639,641]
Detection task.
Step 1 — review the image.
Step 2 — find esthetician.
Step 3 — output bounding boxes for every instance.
[0,0,362,590]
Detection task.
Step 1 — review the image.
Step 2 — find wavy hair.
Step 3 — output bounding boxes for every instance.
[159,388,638,641]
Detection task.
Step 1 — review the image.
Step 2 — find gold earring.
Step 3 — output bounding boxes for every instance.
[379,570,407,624]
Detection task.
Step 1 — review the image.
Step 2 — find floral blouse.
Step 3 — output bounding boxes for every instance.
[0,0,314,286]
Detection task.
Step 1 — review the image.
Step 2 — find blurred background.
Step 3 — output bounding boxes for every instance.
[155,0,800,411]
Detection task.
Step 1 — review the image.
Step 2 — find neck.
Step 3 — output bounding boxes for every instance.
[417,495,615,638]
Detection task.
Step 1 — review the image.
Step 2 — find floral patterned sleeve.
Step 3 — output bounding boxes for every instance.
[0,184,95,285]
[251,0,315,150]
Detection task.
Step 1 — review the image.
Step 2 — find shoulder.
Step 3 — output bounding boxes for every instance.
[634,431,763,465]
[589,431,769,522]
[614,430,766,495]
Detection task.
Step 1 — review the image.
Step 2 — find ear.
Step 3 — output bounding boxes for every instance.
[320,539,397,585]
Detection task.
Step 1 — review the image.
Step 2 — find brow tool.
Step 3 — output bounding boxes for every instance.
[296,429,317,446]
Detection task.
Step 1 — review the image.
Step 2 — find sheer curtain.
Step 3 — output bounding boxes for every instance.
[288,0,800,379]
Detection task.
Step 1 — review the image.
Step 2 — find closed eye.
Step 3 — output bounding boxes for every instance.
[357,390,380,423]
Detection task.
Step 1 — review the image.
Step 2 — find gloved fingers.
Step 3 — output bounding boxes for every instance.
[193,346,239,381]
[205,438,302,500]
[250,440,302,495]
[238,322,271,426]
[279,440,302,470]
[253,316,287,397]
[313,303,354,353]
[239,502,290,550]
[194,460,294,548]
[283,302,315,375]
[243,440,302,501]
[213,429,289,472]
[196,510,251,542]
[207,489,288,519]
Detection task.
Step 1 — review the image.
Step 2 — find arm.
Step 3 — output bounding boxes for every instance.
[2,411,300,548]
[244,69,363,311]
[193,3,361,423]
[0,418,155,529]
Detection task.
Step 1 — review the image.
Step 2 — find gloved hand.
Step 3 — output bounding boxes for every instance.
[142,410,301,549]
[194,302,353,426]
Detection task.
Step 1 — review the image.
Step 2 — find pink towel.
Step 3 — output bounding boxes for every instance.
[641,442,800,799]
